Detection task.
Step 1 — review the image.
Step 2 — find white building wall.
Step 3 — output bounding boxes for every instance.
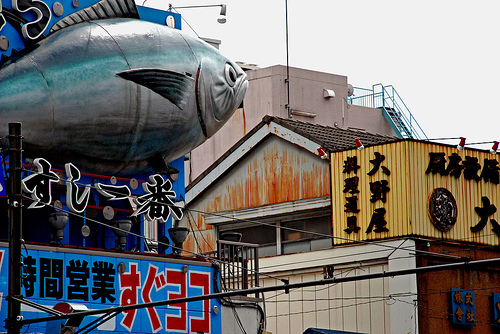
[388,239,419,334]
[257,239,418,334]
[187,65,398,183]
[222,303,262,334]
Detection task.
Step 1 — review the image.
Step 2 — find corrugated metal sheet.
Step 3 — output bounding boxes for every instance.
[409,141,499,245]
[184,135,331,254]
[332,141,500,245]
[201,135,330,213]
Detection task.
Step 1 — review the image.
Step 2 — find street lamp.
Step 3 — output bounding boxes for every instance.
[168,4,227,24]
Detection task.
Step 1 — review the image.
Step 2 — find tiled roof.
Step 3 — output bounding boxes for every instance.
[267,116,400,151]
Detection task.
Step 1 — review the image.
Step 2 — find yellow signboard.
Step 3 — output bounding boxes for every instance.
[331,141,499,245]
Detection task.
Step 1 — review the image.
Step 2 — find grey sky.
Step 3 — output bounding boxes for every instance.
[140,0,500,150]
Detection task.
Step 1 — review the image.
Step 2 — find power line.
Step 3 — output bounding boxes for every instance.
[14,167,499,287]
[256,239,422,273]
[17,256,500,327]
[17,165,495,263]
[266,296,389,318]
[186,208,464,260]
[265,266,357,301]
[20,194,286,286]
[18,179,471,278]
[16,185,474,287]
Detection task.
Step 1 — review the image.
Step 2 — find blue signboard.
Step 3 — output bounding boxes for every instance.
[493,293,500,325]
[0,158,5,196]
[450,288,476,326]
[0,0,181,63]
[0,246,221,333]
[12,156,185,253]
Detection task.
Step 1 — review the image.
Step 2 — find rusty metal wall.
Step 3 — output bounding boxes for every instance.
[332,141,500,245]
[200,135,330,210]
[184,135,331,254]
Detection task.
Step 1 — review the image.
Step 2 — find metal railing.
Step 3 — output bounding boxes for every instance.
[348,83,428,140]
[217,240,260,297]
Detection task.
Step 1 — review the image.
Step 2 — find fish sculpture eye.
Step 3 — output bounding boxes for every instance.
[224,63,237,87]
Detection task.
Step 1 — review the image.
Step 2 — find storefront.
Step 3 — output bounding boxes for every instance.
[331,140,500,332]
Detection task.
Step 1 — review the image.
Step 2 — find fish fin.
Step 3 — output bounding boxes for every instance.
[117,68,195,110]
[147,154,180,175]
[50,0,139,33]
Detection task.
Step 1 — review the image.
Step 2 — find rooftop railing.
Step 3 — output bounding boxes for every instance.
[348,84,428,140]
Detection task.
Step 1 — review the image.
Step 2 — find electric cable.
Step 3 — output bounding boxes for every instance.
[186,204,214,252]
[18,164,497,262]
[12,201,463,286]
[256,238,421,273]
[185,206,204,254]
[186,207,465,261]
[265,266,355,301]
[24,183,455,279]
[19,193,286,287]
[17,188,490,290]
[14,166,500,288]
[167,6,200,38]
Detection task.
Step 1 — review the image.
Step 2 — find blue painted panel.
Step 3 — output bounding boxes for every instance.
[0,0,179,62]
[0,247,221,333]
[0,157,5,196]
[450,288,476,326]
[136,5,181,29]
[493,293,500,325]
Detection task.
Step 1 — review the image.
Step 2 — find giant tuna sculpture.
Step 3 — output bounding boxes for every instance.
[0,1,248,175]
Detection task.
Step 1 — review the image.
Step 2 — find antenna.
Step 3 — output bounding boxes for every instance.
[285,0,291,118]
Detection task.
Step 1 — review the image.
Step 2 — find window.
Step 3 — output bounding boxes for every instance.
[218,212,332,257]
[281,215,332,254]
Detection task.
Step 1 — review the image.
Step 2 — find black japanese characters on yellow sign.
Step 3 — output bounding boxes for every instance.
[334,142,500,244]
[342,153,391,235]
[426,152,500,237]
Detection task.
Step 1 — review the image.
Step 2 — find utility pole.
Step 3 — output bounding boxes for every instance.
[7,123,22,334]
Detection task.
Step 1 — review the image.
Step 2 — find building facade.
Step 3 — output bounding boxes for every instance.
[183,116,500,333]
[186,65,404,183]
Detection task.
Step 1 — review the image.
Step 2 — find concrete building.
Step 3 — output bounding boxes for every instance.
[181,117,500,333]
[181,116,405,333]
[186,65,423,183]
[180,66,500,333]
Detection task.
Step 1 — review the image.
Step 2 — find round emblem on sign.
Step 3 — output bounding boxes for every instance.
[428,188,457,232]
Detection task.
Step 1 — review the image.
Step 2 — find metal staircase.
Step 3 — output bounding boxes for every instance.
[348,84,427,140]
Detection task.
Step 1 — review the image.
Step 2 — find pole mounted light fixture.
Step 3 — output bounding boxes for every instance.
[491,141,499,154]
[355,138,364,150]
[457,137,466,151]
[317,147,328,159]
[168,4,227,23]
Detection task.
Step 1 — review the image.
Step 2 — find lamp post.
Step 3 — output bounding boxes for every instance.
[7,123,22,334]
[168,3,227,23]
